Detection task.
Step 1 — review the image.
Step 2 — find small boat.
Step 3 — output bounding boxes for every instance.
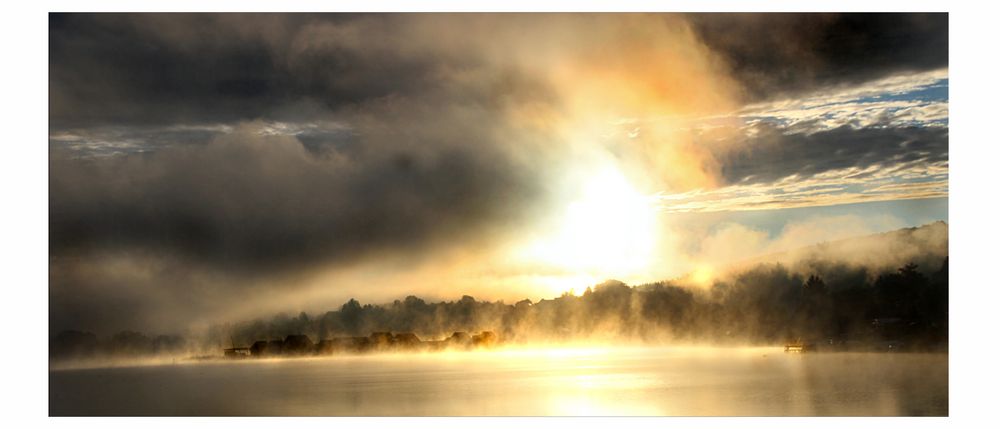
[784,340,815,353]
[223,347,251,358]
[223,336,251,359]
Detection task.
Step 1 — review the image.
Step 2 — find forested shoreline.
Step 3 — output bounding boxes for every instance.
[51,255,948,361]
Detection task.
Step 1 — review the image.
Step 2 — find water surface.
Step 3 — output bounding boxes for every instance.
[49,346,948,416]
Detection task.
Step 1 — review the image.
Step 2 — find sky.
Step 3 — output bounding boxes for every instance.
[48,13,948,335]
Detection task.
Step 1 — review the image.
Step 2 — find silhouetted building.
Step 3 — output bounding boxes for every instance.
[424,340,447,351]
[316,340,337,355]
[350,336,371,352]
[369,332,393,350]
[472,331,498,348]
[268,339,285,355]
[283,334,314,355]
[447,331,472,348]
[393,332,422,349]
[250,340,275,357]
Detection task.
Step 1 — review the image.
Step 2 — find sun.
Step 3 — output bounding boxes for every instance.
[517,164,658,292]
[690,265,715,287]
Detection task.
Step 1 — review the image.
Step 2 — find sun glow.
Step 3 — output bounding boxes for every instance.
[690,265,715,287]
[518,165,658,291]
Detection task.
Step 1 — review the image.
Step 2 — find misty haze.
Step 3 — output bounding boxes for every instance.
[49,12,948,417]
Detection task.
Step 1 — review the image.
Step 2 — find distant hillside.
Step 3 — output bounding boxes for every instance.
[727,221,948,280]
[51,222,950,361]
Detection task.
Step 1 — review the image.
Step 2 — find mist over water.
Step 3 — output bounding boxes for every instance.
[46,13,950,418]
[49,346,947,416]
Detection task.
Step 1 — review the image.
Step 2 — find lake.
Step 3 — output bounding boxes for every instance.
[49,346,948,416]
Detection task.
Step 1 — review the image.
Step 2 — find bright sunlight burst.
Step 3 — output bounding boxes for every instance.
[519,164,658,290]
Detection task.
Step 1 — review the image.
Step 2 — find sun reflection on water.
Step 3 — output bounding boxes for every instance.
[50,345,948,416]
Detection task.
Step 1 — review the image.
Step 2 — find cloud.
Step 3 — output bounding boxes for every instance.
[50,121,552,273]
[650,121,948,213]
[48,13,950,335]
[740,69,948,133]
[686,13,948,101]
[48,13,746,334]
[48,119,556,334]
[720,125,948,185]
[49,14,373,128]
[691,213,915,270]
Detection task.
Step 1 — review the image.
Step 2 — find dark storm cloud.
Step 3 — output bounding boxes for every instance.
[50,123,547,275]
[687,13,948,101]
[49,13,563,274]
[48,115,554,334]
[50,13,949,129]
[49,13,459,128]
[718,124,949,186]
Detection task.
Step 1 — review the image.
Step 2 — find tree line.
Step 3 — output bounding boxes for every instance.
[51,257,948,360]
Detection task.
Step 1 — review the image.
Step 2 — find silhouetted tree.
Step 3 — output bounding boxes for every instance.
[64,258,949,359]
